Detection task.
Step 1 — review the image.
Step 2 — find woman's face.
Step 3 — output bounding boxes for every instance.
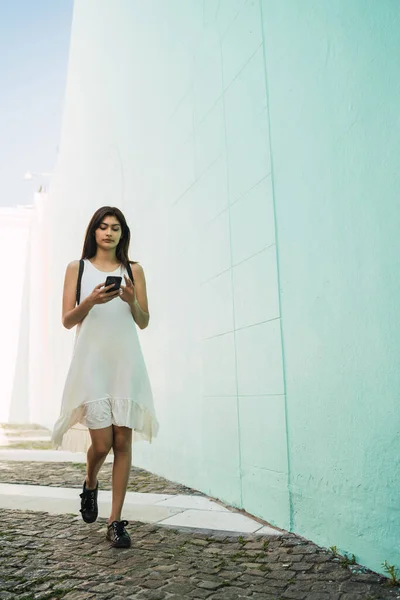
[95,215,123,251]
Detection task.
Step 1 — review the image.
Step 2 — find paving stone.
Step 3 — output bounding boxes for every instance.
[280,589,308,599]
[141,579,164,589]
[188,589,214,598]
[217,571,241,581]
[210,588,251,599]
[58,593,94,600]
[339,580,373,594]
[52,579,84,591]
[304,594,342,600]
[190,539,210,546]
[138,591,167,600]
[162,582,196,594]
[197,580,225,590]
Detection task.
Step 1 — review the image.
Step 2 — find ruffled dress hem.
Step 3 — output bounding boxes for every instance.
[51,398,159,453]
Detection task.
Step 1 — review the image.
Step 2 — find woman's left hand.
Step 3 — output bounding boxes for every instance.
[120,274,137,306]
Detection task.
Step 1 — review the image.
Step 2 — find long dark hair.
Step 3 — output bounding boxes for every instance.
[81,206,137,268]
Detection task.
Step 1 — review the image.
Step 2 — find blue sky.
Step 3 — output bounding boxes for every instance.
[0,0,73,206]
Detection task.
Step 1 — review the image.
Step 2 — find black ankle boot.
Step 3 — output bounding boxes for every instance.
[106,520,131,548]
[79,480,99,523]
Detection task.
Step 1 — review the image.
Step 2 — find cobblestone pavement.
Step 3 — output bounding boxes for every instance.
[0,461,204,496]
[0,459,399,599]
[0,509,399,600]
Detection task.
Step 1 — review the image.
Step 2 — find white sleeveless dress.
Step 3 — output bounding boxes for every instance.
[51,259,159,452]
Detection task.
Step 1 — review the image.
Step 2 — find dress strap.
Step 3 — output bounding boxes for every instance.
[126,262,134,284]
[76,259,85,306]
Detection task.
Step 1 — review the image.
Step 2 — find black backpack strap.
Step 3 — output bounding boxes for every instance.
[126,261,135,284]
[76,259,84,305]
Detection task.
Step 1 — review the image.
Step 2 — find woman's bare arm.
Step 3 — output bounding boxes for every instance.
[130,263,150,329]
[62,261,94,329]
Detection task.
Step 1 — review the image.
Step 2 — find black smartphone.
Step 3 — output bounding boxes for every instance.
[104,276,122,293]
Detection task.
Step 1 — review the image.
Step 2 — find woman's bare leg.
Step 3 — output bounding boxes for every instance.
[109,425,132,523]
[86,426,113,489]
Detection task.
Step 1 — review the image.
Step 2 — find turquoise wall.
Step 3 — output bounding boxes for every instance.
[52,0,400,575]
[261,0,400,573]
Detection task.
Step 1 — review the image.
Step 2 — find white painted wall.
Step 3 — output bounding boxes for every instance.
[47,1,287,523]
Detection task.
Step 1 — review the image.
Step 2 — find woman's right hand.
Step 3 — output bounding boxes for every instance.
[87,282,121,306]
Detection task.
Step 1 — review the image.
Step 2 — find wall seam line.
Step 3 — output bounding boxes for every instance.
[220,34,243,508]
[259,0,293,533]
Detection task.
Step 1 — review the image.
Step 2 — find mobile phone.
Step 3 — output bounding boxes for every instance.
[104,276,122,293]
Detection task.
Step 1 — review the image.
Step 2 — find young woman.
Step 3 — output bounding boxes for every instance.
[51,206,158,548]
